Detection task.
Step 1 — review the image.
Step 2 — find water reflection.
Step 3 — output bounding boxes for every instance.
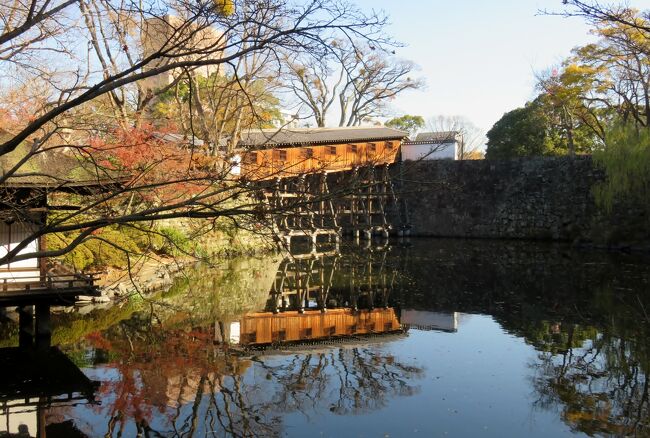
[0,346,97,437]
[237,247,401,347]
[528,287,650,436]
[391,240,650,437]
[0,239,649,436]
[39,245,425,436]
[48,321,419,436]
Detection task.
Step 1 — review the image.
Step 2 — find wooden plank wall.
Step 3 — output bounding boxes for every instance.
[240,140,401,180]
[239,308,401,345]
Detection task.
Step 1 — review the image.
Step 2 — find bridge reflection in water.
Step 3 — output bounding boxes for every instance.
[217,244,458,348]
[0,241,460,436]
[0,346,98,437]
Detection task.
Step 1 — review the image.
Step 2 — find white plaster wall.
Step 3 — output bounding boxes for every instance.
[229,321,241,344]
[402,142,457,161]
[0,270,41,280]
[229,154,241,175]
[401,310,459,331]
[0,222,39,278]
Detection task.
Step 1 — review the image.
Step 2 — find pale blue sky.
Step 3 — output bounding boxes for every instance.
[354,0,650,133]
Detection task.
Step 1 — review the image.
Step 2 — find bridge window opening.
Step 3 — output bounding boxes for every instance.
[244,152,258,164]
[328,146,337,155]
[368,143,377,153]
[274,150,288,162]
[302,148,314,159]
[347,144,358,154]
[385,141,394,150]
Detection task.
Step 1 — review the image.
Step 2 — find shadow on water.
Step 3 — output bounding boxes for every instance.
[0,238,650,436]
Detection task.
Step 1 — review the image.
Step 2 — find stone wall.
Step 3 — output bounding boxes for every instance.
[391,156,647,244]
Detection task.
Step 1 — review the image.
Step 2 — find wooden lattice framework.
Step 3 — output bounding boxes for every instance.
[267,246,396,314]
[262,163,402,247]
[239,246,400,346]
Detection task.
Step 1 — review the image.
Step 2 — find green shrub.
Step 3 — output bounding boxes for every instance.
[158,226,193,256]
[123,225,167,252]
[47,227,145,270]
[46,233,95,271]
[82,230,140,268]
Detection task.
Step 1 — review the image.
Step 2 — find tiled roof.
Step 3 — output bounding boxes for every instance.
[0,129,124,190]
[237,126,408,148]
[412,131,461,143]
[154,132,205,147]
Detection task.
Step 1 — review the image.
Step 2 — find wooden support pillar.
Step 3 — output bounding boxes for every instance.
[318,259,327,313]
[221,322,231,345]
[18,305,34,348]
[367,166,374,230]
[350,171,357,234]
[319,173,326,229]
[213,320,224,343]
[35,304,51,349]
[37,402,47,438]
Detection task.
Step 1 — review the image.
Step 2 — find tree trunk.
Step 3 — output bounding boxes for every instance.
[566,126,575,156]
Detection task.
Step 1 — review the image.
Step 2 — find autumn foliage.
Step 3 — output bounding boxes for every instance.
[87,125,226,204]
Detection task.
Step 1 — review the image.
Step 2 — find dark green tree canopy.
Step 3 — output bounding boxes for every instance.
[486,96,599,159]
[485,101,550,159]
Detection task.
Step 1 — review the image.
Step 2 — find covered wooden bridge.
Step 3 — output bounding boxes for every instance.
[237,126,404,180]
[236,127,409,244]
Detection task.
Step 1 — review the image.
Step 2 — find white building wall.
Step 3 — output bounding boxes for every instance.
[401,141,458,161]
[0,221,40,280]
[401,310,459,332]
[229,321,241,344]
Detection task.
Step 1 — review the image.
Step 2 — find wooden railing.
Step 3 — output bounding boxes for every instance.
[0,273,99,295]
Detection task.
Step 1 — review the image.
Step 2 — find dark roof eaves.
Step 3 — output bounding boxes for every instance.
[239,135,407,149]
[1,177,128,191]
[403,139,460,145]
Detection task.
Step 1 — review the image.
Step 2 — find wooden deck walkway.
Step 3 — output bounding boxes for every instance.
[0,274,100,306]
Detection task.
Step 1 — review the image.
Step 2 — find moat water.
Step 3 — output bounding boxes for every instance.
[1,238,650,437]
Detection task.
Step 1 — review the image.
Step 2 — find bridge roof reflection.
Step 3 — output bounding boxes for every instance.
[0,346,98,438]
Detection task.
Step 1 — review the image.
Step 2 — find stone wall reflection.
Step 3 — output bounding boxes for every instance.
[390,239,650,436]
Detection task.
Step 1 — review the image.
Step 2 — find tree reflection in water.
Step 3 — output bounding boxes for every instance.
[48,247,423,437]
[391,240,650,436]
[51,323,422,437]
[529,291,650,437]
[251,346,422,417]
